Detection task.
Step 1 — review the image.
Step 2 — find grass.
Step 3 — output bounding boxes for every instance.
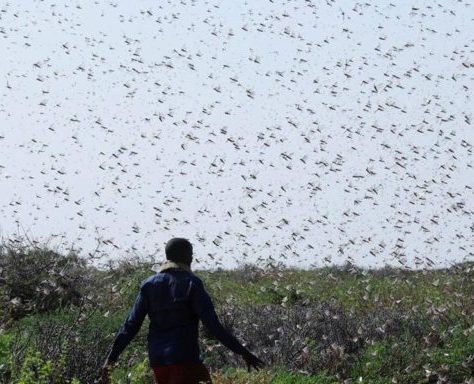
[200,265,472,316]
[211,367,339,383]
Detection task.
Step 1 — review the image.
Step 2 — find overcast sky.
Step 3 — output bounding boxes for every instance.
[0,0,473,269]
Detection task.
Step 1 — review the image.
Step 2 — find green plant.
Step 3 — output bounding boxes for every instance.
[16,349,53,384]
[111,358,154,384]
[0,332,13,383]
[428,325,474,382]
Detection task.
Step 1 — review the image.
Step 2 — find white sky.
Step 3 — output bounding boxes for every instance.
[0,0,473,269]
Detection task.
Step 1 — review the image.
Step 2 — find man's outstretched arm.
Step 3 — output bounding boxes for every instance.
[105,284,148,363]
[190,278,265,371]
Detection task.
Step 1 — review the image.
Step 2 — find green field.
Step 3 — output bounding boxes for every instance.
[0,243,473,383]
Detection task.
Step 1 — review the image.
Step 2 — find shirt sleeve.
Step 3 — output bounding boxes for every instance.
[191,278,248,356]
[106,283,148,363]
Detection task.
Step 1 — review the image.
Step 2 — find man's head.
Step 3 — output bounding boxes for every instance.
[165,238,193,265]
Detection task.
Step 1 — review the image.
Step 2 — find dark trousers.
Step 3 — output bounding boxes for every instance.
[152,362,212,384]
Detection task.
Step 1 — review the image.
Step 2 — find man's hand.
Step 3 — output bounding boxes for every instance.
[101,361,114,384]
[242,350,265,372]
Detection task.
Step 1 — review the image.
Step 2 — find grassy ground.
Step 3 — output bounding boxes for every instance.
[0,243,473,383]
[199,265,473,312]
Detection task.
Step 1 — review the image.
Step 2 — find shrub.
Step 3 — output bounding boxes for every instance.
[0,241,89,323]
[110,358,154,384]
[9,308,128,383]
[13,347,80,384]
[0,333,12,384]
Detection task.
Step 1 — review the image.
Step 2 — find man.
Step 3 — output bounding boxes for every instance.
[101,237,264,384]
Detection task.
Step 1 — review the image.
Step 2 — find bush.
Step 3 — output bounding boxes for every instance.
[0,333,12,384]
[428,325,474,383]
[9,308,129,383]
[13,347,80,384]
[209,301,431,377]
[110,358,154,384]
[0,241,89,323]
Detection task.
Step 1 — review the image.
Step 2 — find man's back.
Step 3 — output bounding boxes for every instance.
[144,269,202,365]
[107,265,248,367]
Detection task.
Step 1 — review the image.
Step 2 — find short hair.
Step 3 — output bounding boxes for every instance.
[165,238,193,265]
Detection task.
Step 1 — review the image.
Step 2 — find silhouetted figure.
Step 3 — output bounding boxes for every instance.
[101,237,264,384]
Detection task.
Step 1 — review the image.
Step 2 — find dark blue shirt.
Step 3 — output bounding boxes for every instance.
[107,268,248,367]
